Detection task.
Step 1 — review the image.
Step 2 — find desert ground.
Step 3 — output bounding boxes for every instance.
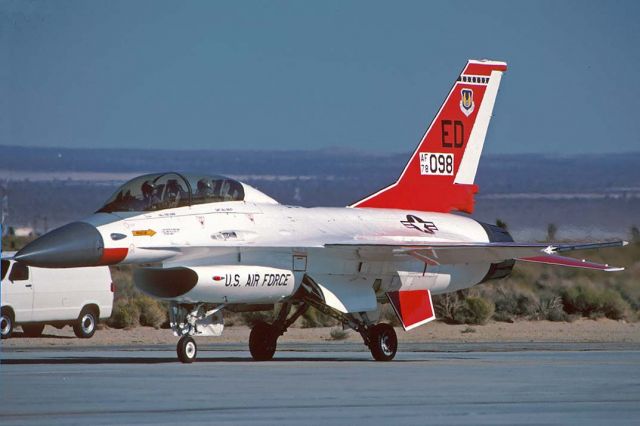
[3,318,638,349]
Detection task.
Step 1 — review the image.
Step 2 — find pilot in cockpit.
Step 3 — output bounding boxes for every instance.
[141,180,159,208]
[195,178,214,199]
[165,179,181,203]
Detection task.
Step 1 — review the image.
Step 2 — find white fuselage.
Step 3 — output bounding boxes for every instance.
[83,201,493,307]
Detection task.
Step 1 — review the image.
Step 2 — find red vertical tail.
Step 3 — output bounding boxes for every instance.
[351,59,507,214]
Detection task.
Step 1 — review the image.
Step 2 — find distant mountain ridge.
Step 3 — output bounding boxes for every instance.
[1,145,639,195]
[0,146,638,240]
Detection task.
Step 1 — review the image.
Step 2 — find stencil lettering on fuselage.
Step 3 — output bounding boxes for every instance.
[243,273,291,287]
[419,152,454,176]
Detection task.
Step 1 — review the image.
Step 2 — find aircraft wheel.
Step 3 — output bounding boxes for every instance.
[177,335,197,363]
[1,309,13,339]
[368,323,398,362]
[22,323,45,337]
[249,321,278,361]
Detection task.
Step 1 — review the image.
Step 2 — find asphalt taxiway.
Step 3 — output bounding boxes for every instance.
[1,344,639,425]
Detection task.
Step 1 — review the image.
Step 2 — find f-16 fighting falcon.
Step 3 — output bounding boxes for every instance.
[14,59,626,363]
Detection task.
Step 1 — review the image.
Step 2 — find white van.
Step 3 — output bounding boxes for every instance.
[1,253,113,339]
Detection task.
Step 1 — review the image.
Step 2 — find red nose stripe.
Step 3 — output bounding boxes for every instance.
[98,248,128,265]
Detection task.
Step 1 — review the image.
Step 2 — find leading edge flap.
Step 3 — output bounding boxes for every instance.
[386,289,436,331]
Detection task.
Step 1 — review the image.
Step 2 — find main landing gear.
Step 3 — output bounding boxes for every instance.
[247,282,399,362]
[248,302,309,361]
[367,323,398,362]
[296,281,398,362]
[170,293,399,363]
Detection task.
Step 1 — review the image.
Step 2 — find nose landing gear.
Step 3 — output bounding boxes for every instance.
[177,335,197,363]
[171,303,224,364]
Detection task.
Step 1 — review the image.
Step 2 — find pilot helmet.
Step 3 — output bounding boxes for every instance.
[197,178,213,193]
[141,180,156,198]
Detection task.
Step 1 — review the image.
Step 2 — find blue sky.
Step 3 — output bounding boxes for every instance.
[2,0,639,154]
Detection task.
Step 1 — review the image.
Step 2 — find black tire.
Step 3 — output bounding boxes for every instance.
[249,321,278,361]
[73,307,97,339]
[368,323,398,362]
[177,336,197,363]
[1,308,13,339]
[22,323,45,338]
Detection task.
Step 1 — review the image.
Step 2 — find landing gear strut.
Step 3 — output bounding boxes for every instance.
[171,303,224,364]
[294,278,399,361]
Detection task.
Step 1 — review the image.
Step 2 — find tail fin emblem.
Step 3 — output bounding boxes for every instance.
[460,88,474,117]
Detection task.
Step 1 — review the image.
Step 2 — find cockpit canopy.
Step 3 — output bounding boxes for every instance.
[98,172,245,213]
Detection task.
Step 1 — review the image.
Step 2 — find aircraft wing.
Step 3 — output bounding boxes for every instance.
[325,240,627,271]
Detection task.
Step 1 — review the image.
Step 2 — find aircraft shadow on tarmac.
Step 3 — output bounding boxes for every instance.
[12,333,76,339]
[0,356,417,365]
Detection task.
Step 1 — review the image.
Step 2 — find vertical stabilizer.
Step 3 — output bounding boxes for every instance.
[351,59,507,214]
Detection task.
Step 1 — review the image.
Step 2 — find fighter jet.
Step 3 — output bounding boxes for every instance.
[14,59,626,362]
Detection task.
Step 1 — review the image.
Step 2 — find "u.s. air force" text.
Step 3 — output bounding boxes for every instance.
[223,273,292,287]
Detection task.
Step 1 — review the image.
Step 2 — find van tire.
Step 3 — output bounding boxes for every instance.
[1,308,13,339]
[22,323,45,337]
[73,307,97,339]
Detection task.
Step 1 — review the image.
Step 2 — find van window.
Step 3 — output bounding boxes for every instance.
[1,260,9,280]
[9,262,29,281]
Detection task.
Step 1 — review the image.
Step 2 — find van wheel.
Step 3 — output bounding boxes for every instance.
[22,323,45,337]
[1,309,13,339]
[73,308,97,338]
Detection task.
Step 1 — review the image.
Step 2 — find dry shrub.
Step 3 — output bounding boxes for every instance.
[562,284,630,320]
[301,307,338,328]
[329,328,349,340]
[533,296,567,322]
[108,296,166,329]
[239,311,274,326]
[136,296,167,329]
[457,297,495,325]
[492,287,538,322]
[434,292,463,323]
[380,304,401,327]
[108,298,140,329]
[434,292,494,325]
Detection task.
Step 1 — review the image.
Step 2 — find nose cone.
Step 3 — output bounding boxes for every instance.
[15,222,105,268]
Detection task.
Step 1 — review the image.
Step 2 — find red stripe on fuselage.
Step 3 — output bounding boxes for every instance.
[98,247,128,265]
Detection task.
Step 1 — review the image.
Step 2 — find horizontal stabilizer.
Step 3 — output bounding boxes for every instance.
[387,289,436,331]
[325,241,626,271]
[517,255,624,272]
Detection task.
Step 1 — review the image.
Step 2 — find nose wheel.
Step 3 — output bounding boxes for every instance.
[177,335,197,363]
